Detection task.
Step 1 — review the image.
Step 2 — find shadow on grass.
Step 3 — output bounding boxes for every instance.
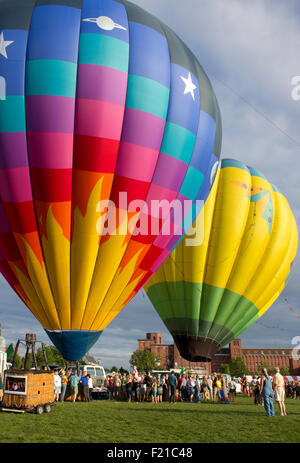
[125,404,300,417]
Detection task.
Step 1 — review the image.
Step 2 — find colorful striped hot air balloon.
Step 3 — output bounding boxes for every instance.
[145,159,298,362]
[0,0,221,360]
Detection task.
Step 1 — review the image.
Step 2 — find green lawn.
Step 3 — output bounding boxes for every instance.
[0,396,299,443]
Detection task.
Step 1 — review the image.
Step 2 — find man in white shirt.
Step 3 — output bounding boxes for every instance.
[54,370,61,402]
[273,367,286,416]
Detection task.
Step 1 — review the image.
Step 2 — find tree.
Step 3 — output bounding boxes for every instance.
[220,364,230,374]
[280,366,290,376]
[22,345,72,369]
[110,366,119,373]
[36,345,70,367]
[13,352,23,369]
[257,361,276,376]
[130,350,162,373]
[119,366,129,376]
[229,357,249,377]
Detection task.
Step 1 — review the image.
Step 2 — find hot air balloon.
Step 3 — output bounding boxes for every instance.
[145,159,298,362]
[0,0,221,360]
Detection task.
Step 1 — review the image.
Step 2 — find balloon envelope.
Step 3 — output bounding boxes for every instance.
[0,0,221,360]
[145,159,298,362]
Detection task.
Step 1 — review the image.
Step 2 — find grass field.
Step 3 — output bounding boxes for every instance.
[0,396,299,443]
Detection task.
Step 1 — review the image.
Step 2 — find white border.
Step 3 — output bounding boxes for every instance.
[4,374,28,396]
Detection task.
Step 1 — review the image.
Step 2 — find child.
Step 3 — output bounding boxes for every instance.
[151,377,158,404]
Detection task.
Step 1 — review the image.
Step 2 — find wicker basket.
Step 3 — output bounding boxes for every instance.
[2,369,55,411]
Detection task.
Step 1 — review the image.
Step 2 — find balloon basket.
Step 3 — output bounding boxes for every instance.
[0,369,55,414]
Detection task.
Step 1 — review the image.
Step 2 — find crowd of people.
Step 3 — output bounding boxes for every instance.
[53,368,94,403]
[104,370,232,404]
[102,366,300,417]
[2,363,298,418]
[238,373,300,401]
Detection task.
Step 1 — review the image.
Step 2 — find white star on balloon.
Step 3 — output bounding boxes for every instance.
[0,32,14,59]
[180,72,197,101]
[83,16,127,31]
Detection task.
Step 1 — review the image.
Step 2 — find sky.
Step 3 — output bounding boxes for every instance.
[0,0,300,369]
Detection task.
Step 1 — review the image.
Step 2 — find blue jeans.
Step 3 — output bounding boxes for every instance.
[60,384,67,402]
[263,393,274,416]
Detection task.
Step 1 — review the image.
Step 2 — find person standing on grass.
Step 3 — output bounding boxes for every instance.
[207,375,213,401]
[260,368,274,417]
[216,376,222,401]
[139,374,146,402]
[88,374,93,401]
[254,380,261,405]
[187,376,195,403]
[181,375,187,401]
[80,371,90,402]
[151,377,158,403]
[229,378,236,402]
[145,372,153,402]
[169,371,178,403]
[121,373,127,400]
[157,375,163,403]
[107,375,114,400]
[132,373,139,402]
[273,367,287,416]
[162,375,169,402]
[60,369,68,402]
[54,370,61,401]
[195,376,201,403]
[212,373,218,402]
[114,373,121,400]
[220,375,228,402]
[125,374,133,402]
[202,376,209,402]
[70,371,80,403]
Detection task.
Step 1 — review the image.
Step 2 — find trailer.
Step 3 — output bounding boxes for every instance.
[1,369,55,414]
[0,333,55,414]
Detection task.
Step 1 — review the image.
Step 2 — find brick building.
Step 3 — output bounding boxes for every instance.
[138,333,300,375]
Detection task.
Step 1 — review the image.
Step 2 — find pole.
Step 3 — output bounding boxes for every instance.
[24,346,30,370]
[41,343,48,368]
[32,342,37,369]
[12,340,20,369]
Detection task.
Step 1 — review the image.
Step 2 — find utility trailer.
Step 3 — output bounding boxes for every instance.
[1,368,55,414]
[0,333,55,414]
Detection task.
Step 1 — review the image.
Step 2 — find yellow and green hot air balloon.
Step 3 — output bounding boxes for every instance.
[145,159,298,362]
